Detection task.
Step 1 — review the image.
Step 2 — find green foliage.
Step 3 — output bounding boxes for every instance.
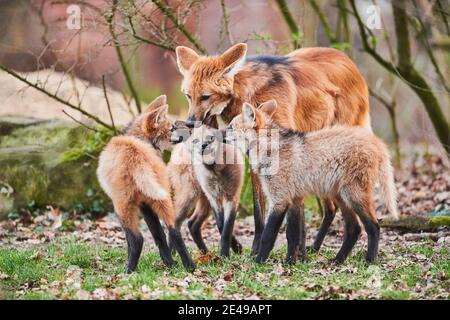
[370,35,379,48]
[331,42,352,51]
[249,32,272,41]
[290,31,304,43]
[62,127,114,162]
[239,157,253,215]
[279,46,291,54]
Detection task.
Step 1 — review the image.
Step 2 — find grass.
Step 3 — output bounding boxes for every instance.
[0,237,448,300]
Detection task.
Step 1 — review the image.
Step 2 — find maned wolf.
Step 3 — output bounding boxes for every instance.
[168,121,243,255]
[191,126,244,257]
[97,95,195,272]
[175,43,370,254]
[229,100,398,264]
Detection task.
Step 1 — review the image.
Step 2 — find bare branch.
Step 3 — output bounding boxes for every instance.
[369,88,395,111]
[275,0,301,49]
[436,0,450,36]
[348,0,397,73]
[412,0,450,94]
[127,16,176,51]
[310,0,337,43]
[62,110,98,133]
[369,87,401,167]
[107,0,142,113]
[0,64,114,131]
[220,0,234,46]
[102,75,118,135]
[151,0,208,54]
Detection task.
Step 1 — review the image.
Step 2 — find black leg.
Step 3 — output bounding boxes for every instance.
[298,203,306,261]
[356,211,380,263]
[220,208,237,257]
[141,205,174,268]
[285,205,300,264]
[334,202,361,264]
[251,172,265,255]
[211,207,242,255]
[230,235,243,254]
[170,200,195,255]
[188,214,209,254]
[285,201,307,264]
[213,209,225,231]
[255,207,287,263]
[168,227,196,271]
[123,227,144,273]
[364,221,380,263]
[313,198,337,252]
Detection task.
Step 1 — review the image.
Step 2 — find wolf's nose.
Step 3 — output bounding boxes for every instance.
[186,118,196,128]
[201,143,209,151]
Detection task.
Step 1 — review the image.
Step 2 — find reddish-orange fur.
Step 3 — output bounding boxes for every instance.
[97,96,173,233]
[176,44,369,132]
[176,43,370,254]
[97,95,195,272]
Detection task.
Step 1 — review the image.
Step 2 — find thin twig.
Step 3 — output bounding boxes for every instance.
[369,88,401,167]
[0,64,114,130]
[127,16,176,51]
[412,0,450,94]
[151,0,208,54]
[348,0,396,73]
[107,0,142,113]
[220,0,234,46]
[62,110,98,132]
[436,0,450,36]
[310,0,336,43]
[369,88,395,110]
[275,0,301,49]
[102,75,118,135]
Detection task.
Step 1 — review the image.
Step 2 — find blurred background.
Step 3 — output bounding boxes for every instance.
[0,0,449,221]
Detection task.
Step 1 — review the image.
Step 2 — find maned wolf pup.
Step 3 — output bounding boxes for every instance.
[97,95,195,272]
[229,100,399,264]
[168,121,242,254]
[186,125,244,257]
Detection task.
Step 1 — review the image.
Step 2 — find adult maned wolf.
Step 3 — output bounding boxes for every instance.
[175,43,370,254]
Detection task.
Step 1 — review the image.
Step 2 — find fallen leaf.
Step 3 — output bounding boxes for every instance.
[194,250,219,264]
[223,271,233,282]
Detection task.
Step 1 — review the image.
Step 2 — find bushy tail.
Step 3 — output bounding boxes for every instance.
[378,157,399,220]
[132,165,170,200]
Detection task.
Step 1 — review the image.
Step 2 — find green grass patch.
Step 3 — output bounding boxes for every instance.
[0,239,448,300]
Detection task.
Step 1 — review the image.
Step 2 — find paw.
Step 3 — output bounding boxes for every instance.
[232,242,243,254]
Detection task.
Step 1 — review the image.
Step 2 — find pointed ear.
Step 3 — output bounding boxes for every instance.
[257,100,277,118]
[242,102,256,125]
[144,105,168,129]
[144,95,167,113]
[221,43,247,76]
[176,46,199,75]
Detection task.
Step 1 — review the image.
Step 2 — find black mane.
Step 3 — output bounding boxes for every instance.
[279,128,305,140]
[246,55,291,67]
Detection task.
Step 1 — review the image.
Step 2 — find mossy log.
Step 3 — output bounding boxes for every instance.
[381,215,450,232]
[0,116,110,219]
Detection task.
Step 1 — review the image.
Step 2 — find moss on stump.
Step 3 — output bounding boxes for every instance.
[0,117,110,219]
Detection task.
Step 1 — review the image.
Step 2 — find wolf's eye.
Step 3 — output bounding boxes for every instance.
[200,95,210,102]
[185,93,192,100]
[207,135,215,142]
